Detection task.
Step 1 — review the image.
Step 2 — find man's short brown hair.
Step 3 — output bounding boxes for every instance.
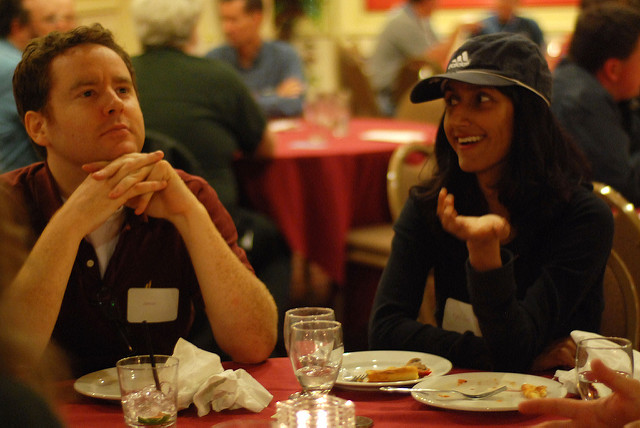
[12,23,137,158]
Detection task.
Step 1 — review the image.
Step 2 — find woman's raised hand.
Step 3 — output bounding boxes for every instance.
[437,188,510,271]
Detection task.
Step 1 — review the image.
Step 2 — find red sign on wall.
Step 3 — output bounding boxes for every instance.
[366,0,402,10]
[366,0,577,10]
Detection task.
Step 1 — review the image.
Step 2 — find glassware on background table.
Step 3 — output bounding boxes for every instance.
[117,355,179,428]
[576,336,634,400]
[276,393,355,427]
[289,320,344,396]
[303,91,352,143]
[283,307,335,356]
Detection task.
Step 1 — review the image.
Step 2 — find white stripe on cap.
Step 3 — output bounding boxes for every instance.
[469,70,550,106]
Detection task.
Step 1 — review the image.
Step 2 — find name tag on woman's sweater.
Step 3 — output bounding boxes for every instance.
[442,298,482,337]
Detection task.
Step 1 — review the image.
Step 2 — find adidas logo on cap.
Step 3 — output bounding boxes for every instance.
[448,51,470,70]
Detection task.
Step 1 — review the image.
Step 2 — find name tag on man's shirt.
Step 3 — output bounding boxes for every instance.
[127,288,179,323]
[442,298,483,337]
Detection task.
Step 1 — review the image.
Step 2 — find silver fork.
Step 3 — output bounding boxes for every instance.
[345,373,367,382]
[380,385,507,399]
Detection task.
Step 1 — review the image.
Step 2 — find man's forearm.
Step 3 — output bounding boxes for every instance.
[171,202,278,363]
[0,209,85,362]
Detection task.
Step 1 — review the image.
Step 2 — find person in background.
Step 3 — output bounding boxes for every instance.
[0,23,278,376]
[0,0,76,173]
[472,0,544,47]
[206,0,305,118]
[130,0,291,356]
[519,359,640,427]
[552,4,640,205]
[368,0,476,116]
[0,184,66,427]
[545,0,624,72]
[369,33,613,372]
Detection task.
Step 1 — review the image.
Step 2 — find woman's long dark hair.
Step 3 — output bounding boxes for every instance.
[415,86,591,233]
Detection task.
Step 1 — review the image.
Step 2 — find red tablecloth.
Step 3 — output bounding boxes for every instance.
[58,357,565,427]
[235,118,437,284]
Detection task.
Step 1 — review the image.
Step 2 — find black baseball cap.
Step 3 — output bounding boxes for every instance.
[410,33,552,106]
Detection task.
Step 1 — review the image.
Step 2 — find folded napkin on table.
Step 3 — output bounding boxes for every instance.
[172,338,273,416]
[554,330,640,394]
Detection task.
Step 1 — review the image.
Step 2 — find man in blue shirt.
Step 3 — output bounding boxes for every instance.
[0,0,76,173]
[207,0,305,118]
[473,0,544,48]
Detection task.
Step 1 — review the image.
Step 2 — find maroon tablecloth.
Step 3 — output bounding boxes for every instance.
[235,118,437,284]
[58,357,565,427]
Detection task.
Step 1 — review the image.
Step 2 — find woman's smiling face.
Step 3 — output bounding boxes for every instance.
[443,80,514,186]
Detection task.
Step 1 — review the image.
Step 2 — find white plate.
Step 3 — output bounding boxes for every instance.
[411,372,567,412]
[336,350,452,391]
[73,367,121,401]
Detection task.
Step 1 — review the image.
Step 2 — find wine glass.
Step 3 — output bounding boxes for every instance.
[576,336,634,400]
[289,320,343,396]
[283,307,335,356]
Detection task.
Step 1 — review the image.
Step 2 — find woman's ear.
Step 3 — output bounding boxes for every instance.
[23,111,49,149]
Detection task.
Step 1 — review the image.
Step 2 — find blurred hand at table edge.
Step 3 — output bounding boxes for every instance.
[519,359,640,427]
[530,336,576,372]
[276,77,305,99]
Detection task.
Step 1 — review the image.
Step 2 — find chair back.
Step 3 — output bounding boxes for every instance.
[387,143,436,221]
[394,94,445,126]
[600,250,640,349]
[593,182,640,349]
[337,43,382,117]
[391,58,443,106]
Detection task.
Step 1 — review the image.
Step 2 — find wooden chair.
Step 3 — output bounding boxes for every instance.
[600,249,640,350]
[345,143,437,327]
[345,143,435,269]
[392,58,445,126]
[394,93,445,126]
[386,143,436,221]
[336,43,382,118]
[391,58,443,107]
[593,182,640,349]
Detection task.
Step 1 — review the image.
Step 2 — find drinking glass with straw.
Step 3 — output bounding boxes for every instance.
[116,320,179,427]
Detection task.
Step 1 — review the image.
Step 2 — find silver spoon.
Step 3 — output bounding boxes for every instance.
[380,385,507,399]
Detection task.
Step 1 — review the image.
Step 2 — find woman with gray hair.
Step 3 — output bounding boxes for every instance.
[130,0,292,357]
[132,0,202,51]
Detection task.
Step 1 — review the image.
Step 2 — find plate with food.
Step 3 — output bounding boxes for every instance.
[410,372,567,411]
[336,350,452,391]
[73,367,121,401]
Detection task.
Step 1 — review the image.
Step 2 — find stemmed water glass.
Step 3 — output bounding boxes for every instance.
[283,307,335,356]
[576,336,634,400]
[289,320,344,396]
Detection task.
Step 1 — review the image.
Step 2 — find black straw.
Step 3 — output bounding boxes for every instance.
[143,320,162,391]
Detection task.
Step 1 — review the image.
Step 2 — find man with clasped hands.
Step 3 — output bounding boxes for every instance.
[0,24,277,376]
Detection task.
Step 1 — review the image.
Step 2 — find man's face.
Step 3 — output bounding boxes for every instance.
[495,0,518,22]
[23,0,77,38]
[416,0,438,17]
[219,0,261,48]
[31,44,145,168]
[613,38,640,101]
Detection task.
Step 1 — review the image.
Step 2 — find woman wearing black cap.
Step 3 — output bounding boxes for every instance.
[368,33,614,372]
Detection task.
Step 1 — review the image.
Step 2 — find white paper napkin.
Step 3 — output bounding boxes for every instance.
[192,368,273,416]
[171,338,273,416]
[554,330,640,394]
[359,129,426,144]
